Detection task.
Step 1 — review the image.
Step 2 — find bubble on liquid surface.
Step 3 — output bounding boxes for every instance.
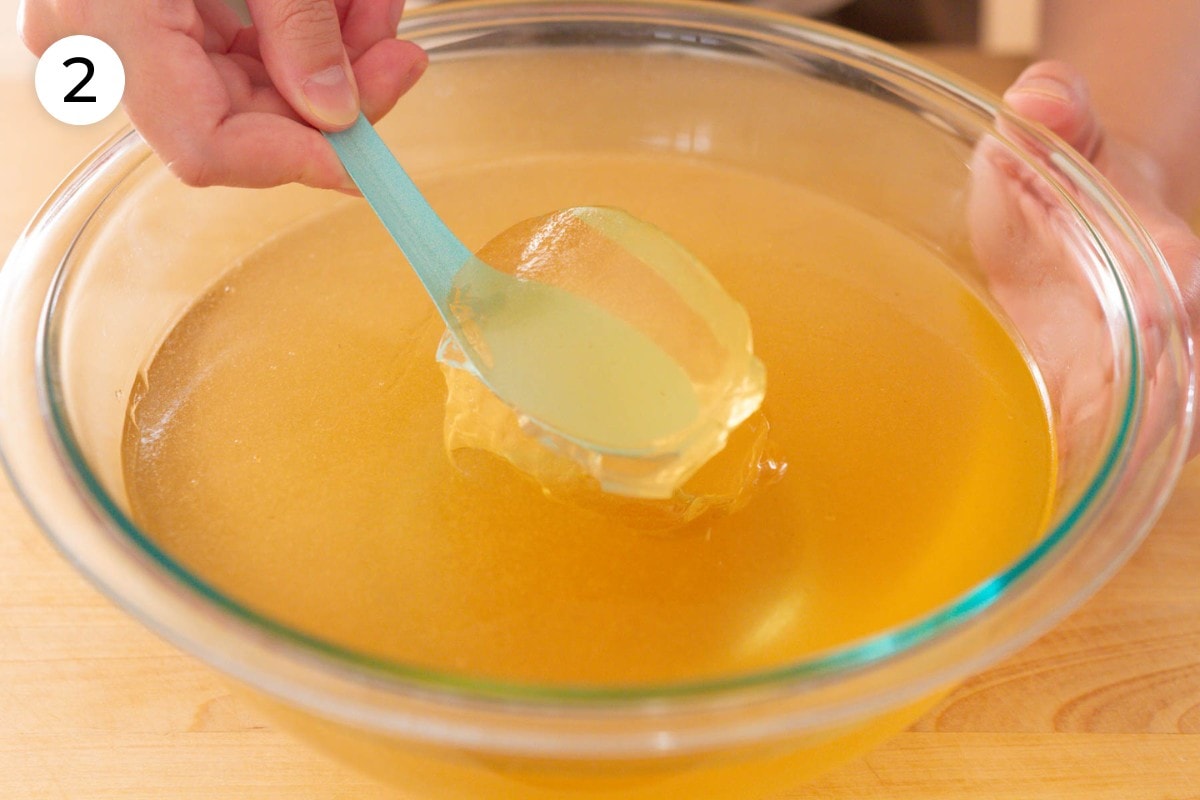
[437,206,776,512]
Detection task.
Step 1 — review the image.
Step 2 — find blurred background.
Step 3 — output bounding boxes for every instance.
[1,0,1041,79]
[2,0,26,76]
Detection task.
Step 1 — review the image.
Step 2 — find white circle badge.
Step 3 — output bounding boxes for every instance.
[35,35,125,126]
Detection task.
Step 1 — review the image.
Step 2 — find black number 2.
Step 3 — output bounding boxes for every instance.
[62,56,97,103]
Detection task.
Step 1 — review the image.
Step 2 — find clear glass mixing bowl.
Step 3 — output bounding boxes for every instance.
[0,1,1192,798]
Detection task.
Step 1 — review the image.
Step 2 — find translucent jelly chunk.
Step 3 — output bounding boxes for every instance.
[437,206,769,502]
[442,339,786,529]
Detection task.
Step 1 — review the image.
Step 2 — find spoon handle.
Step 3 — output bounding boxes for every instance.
[324,114,471,302]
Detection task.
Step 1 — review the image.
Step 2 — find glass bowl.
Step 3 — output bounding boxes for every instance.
[0,1,1192,798]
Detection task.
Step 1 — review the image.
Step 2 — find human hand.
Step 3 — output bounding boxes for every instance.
[1004,61,1200,330]
[971,60,1200,464]
[19,0,427,190]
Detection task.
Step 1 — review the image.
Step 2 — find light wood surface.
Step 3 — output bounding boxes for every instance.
[2,50,1198,799]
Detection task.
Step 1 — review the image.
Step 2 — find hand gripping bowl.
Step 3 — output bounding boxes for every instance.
[0,2,1193,798]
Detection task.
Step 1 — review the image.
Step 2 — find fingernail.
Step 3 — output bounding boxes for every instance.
[388,0,404,30]
[1012,74,1076,107]
[302,64,359,128]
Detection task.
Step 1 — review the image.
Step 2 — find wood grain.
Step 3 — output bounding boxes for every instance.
[2,51,1199,799]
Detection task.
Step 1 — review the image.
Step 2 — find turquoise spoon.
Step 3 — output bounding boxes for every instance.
[324,115,700,456]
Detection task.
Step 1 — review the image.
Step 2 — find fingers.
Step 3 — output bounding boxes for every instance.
[172,112,355,189]
[117,16,352,191]
[247,0,360,130]
[352,37,427,121]
[1004,61,1104,161]
[194,0,248,52]
[17,0,63,55]
[340,0,405,59]
[1150,219,1200,335]
[23,0,422,190]
[1002,60,1200,460]
[209,53,297,118]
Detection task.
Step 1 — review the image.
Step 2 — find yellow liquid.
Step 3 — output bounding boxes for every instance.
[122,154,1053,688]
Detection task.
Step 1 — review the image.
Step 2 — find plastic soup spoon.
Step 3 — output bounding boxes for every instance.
[325,115,763,495]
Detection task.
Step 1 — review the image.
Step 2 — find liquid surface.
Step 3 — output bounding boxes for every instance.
[122,154,1054,686]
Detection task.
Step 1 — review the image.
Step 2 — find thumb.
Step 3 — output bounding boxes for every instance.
[248,0,360,130]
[1003,60,1103,160]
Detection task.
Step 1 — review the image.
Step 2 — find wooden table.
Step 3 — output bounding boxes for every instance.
[2,50,1198,799]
